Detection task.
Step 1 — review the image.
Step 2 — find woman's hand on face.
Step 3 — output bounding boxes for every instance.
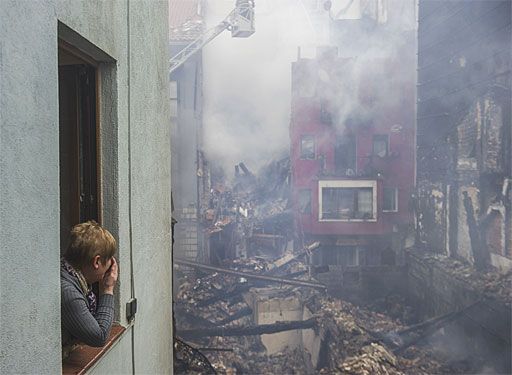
[100,257,118,295]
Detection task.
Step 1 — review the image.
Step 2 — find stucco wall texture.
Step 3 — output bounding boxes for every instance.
[0,1,172,373]
[1,1,61,373]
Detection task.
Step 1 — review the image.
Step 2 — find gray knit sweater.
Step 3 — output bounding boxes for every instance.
[61,265,114,347]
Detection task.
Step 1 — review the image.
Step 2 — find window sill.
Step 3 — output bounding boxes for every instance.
[62,324,125,375]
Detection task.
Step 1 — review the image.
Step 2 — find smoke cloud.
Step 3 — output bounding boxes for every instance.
[202,0,416,177]
[202,0,327,176]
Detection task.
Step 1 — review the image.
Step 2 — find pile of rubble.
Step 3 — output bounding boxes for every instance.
[174,159,504,373]
[202,159,293,261]
[173,254,470,374]
[207,342,307,374]
[336,343,401,375]
[309,296,452,374]
[174,337,216,374]
[174,258,311,373]
[366,293,417,324]
[411,249,512,305]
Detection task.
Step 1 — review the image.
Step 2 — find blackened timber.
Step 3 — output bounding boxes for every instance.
[251,233,285,239]
[175,258,327,290]
[393,310,457,336]
[179,317,317,339]
[238,162,253,177]
[173,337,217,374]
[393,300,486,354]
[196,283,252,307]
[462,191,490,270]
[215,306,253,326]
[196,271,307,307]
[174,305,216,327]
[282,270,308,278]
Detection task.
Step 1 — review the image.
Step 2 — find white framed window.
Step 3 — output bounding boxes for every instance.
[383,187,398,212]
[319,180,377,221]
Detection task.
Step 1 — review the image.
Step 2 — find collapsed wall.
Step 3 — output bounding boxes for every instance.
[407,249,512,373]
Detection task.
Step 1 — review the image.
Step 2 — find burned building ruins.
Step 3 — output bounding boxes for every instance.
[171,1,511,374]
[416,0,511,271]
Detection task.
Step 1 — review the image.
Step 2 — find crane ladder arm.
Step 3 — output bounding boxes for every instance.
[169,11,235,74]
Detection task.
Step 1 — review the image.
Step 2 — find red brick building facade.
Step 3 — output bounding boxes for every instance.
[290,19,416,268]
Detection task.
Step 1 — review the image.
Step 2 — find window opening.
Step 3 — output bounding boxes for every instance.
[357,188,373,215]
[321,187,373,220]
[383,187,398,211]
[313,246,358,266]
[58,31,121,372]
[58,44,99,253]
[372,134,389,157]
[334,134,356,175]
[300,135,315,159]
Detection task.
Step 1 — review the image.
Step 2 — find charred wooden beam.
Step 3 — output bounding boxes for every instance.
[393,299,484,354]
[238,162,253,177]
[174,305,216,328]
[174,336,217,374]
[196,283,252,307]
[215,306,253,326]
[282,270,308,278]
[195,271,307,307]
[251,233,285,239]
[179,317,317,339]
[192,242,322,306]
[175,258,327,291]
[462,191,490,270]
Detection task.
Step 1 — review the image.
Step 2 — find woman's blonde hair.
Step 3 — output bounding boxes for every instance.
[65,220,116,268]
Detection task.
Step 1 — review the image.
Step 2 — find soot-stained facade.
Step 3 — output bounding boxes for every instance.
[416,0,511,271]
[290,1,417,272]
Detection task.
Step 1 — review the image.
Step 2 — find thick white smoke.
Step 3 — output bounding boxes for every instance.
[202,0,327,177]
[202,0,416,177]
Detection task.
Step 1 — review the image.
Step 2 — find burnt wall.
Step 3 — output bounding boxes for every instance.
[407,251,511,373]
[317,265,407,305]
[416,0,512,266]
